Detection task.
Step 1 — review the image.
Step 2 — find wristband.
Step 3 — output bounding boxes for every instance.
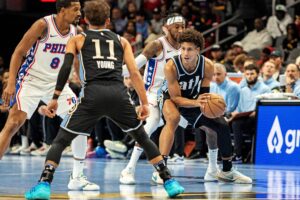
[52,93,59,100]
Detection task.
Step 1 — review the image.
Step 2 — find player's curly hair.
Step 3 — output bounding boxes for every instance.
[179,28,205,50]
[83,0,110,26]
[56,0,79,13]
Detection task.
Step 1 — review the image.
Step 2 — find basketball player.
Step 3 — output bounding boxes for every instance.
[0,0,99,191]
[160,28,252,184]
[25,1,184,199]
[119,13,187,185]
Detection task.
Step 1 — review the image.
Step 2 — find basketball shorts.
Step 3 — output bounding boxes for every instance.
[157,91,192,128]
[14,75,76,119]
[60,82,143,136]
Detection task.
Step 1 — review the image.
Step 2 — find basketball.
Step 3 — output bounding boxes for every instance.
[201,93,226,119]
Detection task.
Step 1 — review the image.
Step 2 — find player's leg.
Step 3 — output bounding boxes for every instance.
[56,87,99,191]
[200,126,220,181]
[198,116,252,184]
[0,104,27,158]
[25,92,101,199]
[111,91,184,197]
[120,104,160,185]
[159,99,180,157]
[127,126,184,197]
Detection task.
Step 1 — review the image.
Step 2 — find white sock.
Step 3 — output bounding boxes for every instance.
[71,135,87,178]
[208,148,218,171]
[21,135,29,149]
[126,146,143,171]
[72,159,85,178]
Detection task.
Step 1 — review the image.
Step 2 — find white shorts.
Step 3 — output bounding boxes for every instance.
[144,93,188,136]
[15,76,76,119]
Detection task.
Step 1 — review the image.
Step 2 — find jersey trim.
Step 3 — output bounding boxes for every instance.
[51,14,73,38]
[15,41,40,110]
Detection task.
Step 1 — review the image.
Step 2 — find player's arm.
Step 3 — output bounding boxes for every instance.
[122,39,162,76]
[2,19,47,105]
[165,60,204,108]
[53,35,84,98]
[201,58,214,88]
[122,37,148,105]
[46,35,84,117]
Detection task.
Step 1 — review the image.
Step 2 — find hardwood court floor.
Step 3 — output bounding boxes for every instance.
[0,155,299,199]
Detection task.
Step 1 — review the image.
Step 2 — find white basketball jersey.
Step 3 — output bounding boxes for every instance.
[144,36,180,104]
[18,15,76,85]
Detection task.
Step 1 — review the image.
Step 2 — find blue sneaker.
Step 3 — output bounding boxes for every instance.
[163,178,184,197]
[24,181,51,199]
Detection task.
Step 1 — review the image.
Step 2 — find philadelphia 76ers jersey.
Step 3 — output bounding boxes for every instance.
[144,36,180,105]
[17,14,76,85]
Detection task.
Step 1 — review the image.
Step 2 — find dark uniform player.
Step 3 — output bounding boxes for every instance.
[24,1,184,199]
[159,28,252,184]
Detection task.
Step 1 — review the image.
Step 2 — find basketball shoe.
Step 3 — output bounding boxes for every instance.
[68,173,100,190]
[163,178,184,197]
[104,140,127,153]
[25,181,50,199]
[151,171,163,185]
[204,167,220,181]
[119,168,135,185]
[217,169,252,183]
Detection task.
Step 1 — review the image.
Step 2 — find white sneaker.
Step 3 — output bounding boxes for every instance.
[104,140,127,153]
[168,154,184,164]
[9,145,26,155]
[119,168,136,185]
[106,148,125,159]
[204,167,219,181]
[68,173,100,191]
[151,171,163,185]
[20,143,37,155]
[217,169,252,184]
[31,144,50,156]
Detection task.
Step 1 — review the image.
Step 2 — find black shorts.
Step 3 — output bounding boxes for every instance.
[160,91,227,129]
[60,82,142,136]
[159,91,203,128]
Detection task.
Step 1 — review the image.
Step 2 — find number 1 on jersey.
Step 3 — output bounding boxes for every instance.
[92,39,117,61]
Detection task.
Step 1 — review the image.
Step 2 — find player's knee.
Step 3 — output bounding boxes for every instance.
[5,117,25,134]
[163,108,180,126]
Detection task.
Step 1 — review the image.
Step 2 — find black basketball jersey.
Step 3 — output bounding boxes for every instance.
[79,29,124,83]
[173,54,205,99]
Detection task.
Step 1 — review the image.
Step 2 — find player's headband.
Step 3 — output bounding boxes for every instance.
[166,16,185,25]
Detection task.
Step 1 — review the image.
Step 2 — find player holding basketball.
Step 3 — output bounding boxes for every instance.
[119,13,188,185]
[0,0,99,191]
[159,28,252,183]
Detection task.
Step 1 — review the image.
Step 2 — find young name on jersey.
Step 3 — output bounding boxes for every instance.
[97,60,115,69]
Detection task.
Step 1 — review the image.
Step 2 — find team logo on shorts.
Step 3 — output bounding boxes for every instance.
[68,103,78,114]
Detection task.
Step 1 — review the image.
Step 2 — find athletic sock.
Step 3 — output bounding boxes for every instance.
[126,146,143,171]
[72,159,85,178]
[21,135,29,149]
[39,164,55,183]
[208,149,218,171]
[223,159,232,172]
[153,159,172,182]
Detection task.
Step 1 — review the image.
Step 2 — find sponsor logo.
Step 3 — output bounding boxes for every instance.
[267,116,300,154]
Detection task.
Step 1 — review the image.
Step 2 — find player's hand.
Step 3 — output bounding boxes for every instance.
[137,104,150,121]
[38,105,55,118]
[2,83,15,106]
[197,93,210,109]
[46,99,58,118]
